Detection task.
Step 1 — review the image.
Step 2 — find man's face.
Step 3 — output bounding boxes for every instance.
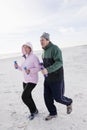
[40,37,49,48]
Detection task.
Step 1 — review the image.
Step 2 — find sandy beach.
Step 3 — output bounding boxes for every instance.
[0,45,87,130]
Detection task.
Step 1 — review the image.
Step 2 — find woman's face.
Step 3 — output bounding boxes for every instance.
[23,45,31,55]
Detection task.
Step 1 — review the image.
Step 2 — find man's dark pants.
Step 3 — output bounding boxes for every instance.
[44,79,72,115]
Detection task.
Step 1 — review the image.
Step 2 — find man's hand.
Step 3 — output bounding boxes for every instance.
[41,68,48,75]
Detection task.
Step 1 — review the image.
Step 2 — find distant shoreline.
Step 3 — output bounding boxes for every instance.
[0,44,87,60]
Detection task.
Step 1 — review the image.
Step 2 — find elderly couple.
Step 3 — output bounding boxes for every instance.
[14,32,73,121]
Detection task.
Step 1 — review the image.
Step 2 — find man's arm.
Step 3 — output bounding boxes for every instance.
[46,46,63,73]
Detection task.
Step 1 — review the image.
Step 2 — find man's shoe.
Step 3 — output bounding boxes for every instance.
[45,114,57,121]
[67,103,72,114]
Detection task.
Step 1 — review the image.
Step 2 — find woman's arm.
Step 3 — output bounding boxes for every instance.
[29,56,40,74]
[18,65,22,71]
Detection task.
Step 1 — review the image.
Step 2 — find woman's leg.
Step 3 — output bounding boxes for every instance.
[22,83,37,114]
[23,82,27,90]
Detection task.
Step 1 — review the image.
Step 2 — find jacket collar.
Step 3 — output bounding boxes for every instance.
[43,42,53,50]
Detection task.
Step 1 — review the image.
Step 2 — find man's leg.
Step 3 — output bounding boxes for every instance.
[50,80,73,106]
[44,80,57,116]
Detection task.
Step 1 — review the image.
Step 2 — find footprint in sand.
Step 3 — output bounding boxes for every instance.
[74,93,84,99]
[83,119,87,123]
[11,111,17,118]
[4,91,12,93]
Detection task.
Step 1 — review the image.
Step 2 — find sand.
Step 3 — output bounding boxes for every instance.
[0,45,87,130]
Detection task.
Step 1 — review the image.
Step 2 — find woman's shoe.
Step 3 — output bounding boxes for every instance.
[29,114,34,120]
[29,109,39,120]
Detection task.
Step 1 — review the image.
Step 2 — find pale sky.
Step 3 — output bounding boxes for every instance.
[0,0,87,54]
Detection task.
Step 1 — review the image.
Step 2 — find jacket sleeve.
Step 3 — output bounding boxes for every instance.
[46,46,63,73]
[29,56,41,74]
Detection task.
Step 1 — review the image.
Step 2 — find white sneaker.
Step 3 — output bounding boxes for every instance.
[67,103,72,114]
[45,114,57,121]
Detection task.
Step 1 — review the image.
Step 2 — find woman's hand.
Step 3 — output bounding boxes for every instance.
[14,64,18,69]
[25,69,30,75]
